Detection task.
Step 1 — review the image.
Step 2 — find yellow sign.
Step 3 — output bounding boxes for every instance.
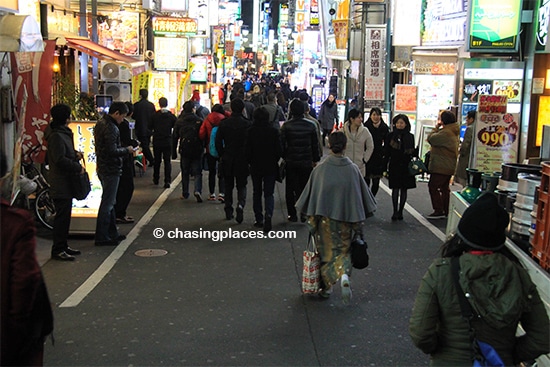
[132,71,152,103]
[69,121,101,218]
[537,96,550,146]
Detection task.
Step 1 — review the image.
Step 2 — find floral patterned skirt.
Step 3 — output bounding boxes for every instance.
[306,216,360,287]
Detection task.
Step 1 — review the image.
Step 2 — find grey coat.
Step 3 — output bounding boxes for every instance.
[296,155,377,222]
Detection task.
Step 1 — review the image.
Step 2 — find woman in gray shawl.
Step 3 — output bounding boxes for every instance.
[296,131,377,304]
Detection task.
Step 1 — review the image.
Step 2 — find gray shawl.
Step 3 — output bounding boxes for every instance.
[296,155,377,222]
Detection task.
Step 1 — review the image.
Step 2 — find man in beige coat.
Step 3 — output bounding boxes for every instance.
[426,110,460,219]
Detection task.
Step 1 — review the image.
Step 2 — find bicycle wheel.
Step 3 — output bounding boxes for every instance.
[35,189,55,230]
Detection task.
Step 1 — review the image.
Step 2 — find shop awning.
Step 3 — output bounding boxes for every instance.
[0,15,44,52]
[62,37,146,76]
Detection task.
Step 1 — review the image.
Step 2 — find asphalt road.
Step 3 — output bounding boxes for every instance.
[37,160,451,366]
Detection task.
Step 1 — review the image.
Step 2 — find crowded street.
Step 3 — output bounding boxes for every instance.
[37,160,448,366]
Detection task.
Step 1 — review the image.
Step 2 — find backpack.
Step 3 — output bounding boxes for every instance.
[209,126,220,158]
[179,122,203,159]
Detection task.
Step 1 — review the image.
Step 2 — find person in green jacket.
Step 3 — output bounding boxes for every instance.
[409,193,549,366]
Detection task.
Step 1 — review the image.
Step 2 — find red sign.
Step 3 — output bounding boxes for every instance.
[10,40,56,163]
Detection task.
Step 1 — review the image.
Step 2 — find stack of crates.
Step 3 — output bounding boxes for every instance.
[531,162,550,270]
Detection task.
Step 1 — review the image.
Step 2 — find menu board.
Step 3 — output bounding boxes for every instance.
[69,121,101,218]
[98,12,139,55]
[472,112,519,172]
[154,37,188,71]
[414,74,455,121]
[394,84,417,112]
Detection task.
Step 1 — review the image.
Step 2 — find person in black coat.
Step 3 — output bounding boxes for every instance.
[115,102,138,224]
[245,107,282,232]
[384,114,416,221]
[45,104,86,261]
[133,89,156,166]
[172,101,204,201]
[364,107,389,196]
[94,102,134,246]
[280,99,321,222]
[150,97,176,188]
[215,98,252,223]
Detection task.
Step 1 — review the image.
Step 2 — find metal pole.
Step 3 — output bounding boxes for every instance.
[79,0,88,93]
[383,0,391,114]
[358,3,367,113]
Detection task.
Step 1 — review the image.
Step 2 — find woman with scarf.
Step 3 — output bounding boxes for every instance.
[384,114,416,221]
[318,94,338,146]
[296,131,377,304]
[364,107,389,196]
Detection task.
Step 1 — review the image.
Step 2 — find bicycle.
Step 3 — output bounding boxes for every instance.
[9,146,55,230]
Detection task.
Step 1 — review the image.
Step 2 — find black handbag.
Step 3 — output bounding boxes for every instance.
[351,236,369,269]
[72,159,91,200]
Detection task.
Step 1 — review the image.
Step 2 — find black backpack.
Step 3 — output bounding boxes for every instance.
[178,122,203,159]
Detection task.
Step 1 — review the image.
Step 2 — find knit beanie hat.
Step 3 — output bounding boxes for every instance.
[456,193,509,250]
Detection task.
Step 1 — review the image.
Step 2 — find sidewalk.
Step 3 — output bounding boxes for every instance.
[38,161,453,366]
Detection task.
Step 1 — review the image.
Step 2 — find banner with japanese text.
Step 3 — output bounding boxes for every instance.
[364,26,386,102]
[10,40,56,164]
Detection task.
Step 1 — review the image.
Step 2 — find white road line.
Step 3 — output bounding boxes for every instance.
[59,174,182,308]
[379,181,447,242]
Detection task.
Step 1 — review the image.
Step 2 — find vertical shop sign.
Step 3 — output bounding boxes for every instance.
[132,71,151,103]
[364,26,386,102]
[537,0,550,51]
[69,121,101,218]
[536,96,550,146]
[10,40,56,163]
[310,0,319,26]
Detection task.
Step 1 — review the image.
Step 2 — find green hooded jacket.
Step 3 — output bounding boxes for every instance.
[409,253,549,366]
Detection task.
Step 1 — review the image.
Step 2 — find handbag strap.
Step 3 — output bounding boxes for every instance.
[307,233,318,253]
[451,256,483,361]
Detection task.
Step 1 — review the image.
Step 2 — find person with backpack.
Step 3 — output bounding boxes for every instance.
[172,101,204,202]
[190,90,210,120]
[215,98,252,223]
[199,104,228,202]
[150,97,176,188]
[261,92,285,130]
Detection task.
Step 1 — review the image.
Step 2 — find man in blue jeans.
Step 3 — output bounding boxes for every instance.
[94,102,134,246]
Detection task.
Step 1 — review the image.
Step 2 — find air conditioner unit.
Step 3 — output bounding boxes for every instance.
[104,82,131,102]
[100,61,132,82]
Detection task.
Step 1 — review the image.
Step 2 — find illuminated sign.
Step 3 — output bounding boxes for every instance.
[536,0,550,51]
[152,17,197,36]
[467,0,523,52]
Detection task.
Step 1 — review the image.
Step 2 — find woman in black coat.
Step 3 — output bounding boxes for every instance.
[384,114,416,221]
[364,107,389,196]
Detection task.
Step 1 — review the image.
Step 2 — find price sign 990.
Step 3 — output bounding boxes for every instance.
[478,128,510,147]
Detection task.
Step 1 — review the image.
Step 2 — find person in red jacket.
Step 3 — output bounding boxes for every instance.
[199,104,229,202]
[1,149,53,366]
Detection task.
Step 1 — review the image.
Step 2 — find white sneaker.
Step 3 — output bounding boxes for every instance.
[341,274,352,305]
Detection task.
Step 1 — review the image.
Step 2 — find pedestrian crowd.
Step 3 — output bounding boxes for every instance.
[1,74,548,366]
